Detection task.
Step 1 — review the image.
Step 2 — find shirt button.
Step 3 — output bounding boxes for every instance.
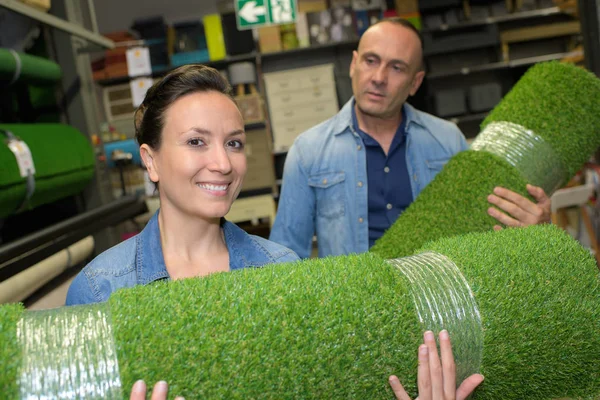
[386,203,392,210]
[357,145,362,151]
[384,166,390,173]
[322,178,328,185]
[413,174,417,181]
[358,217,364,223]
[357,181,363,187]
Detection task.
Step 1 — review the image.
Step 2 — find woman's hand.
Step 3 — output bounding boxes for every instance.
[389,330,484,400]
[129,379,185,400]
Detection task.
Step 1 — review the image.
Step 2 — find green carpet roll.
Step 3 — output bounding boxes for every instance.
[0,124,95,218]
[1,225,598,399]
[371,61,600,259]
[0,49,62,85]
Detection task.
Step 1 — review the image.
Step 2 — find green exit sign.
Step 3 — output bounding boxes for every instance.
[235,0,297,30]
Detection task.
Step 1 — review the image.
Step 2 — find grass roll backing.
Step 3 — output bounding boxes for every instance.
[371,61,600,259]
[0,124,95,218]
[1,225,598,399]
[0,49,62,85]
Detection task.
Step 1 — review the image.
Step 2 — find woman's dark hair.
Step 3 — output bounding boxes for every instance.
[134,64,234,150]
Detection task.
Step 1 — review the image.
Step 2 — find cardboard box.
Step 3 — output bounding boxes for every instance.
[298,0,328,13]
[242,129,276,191]
[395,0,419,13]
[258,26,283,53]
[235,94,265,124]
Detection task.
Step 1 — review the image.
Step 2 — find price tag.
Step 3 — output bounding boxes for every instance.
[126,46,152,78]
[130,77,154,107]
[7,139,35,178]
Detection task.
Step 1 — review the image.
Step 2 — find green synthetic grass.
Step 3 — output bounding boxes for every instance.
[2,225,599,399]
[0,303,24,396]
[483,62,600,177]
[0,124,95,218]
[371,150,529,259]
[419,224,600,400]
[0,49,62,85]
[372,61,600,259]
[110,253,422,399]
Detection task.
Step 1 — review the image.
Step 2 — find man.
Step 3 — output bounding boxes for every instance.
[270,18,551,258]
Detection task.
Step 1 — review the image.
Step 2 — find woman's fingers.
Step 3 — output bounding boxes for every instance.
[456,374,485,400]
[424,330,443,400]
[150,381,168,400]
[389,375,413,400]
[439,330,456,400]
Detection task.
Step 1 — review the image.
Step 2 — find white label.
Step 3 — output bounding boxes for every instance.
[130,77,154,107]
[126,46,152,78]
[8,139,35,178]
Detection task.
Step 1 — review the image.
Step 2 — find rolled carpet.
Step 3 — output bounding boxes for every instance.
[371,61,600,259]
[0,49,62,85]
[1,224,598,399]
[0,124,95,218]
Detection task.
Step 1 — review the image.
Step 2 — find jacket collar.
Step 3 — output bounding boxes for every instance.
[136,210,273,284]
[332,97,426,136]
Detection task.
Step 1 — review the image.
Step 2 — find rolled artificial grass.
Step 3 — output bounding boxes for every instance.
[0,49,62,85]
[371,61,600,259]
[0,124,95,218]
[1,224,599,399]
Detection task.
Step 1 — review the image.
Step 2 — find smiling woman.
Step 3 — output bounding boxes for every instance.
[65,65,299,304]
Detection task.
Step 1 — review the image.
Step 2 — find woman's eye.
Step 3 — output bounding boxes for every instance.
[228,140,244,149]
[188,138,204,146]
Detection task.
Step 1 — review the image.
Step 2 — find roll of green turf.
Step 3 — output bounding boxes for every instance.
[371,61,600,259]
[1,224,598,399]
[0,124,95,218]
[0,49,62,85]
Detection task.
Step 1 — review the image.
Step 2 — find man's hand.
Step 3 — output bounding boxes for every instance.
[389,330,484,400]
[130,380,184,400]
[487,184,551,231]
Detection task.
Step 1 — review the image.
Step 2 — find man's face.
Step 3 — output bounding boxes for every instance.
[350,22,425,120]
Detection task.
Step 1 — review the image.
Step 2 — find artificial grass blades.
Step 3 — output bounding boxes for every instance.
[1,224,599,399]
[371,61,600,259]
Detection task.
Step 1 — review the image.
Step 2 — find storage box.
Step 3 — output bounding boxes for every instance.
[394,0,419,13]
[468,83,502,112]
[423,24,499,56]
[203,14,227,61]
[258,26,283,53]
[18,0,50,11]
[242,129,276,191]
[433,88,467,117]
[235,94,265,124]
[298,0,328,13]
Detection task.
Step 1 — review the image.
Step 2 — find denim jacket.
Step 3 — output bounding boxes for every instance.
[270,99,468,259]
[66,211,299,305]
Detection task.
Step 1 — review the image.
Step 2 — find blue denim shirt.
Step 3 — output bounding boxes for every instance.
[66,211,299,305]
[270,98,468,259]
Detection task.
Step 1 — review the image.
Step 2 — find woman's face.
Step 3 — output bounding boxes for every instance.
[142,90,247,220]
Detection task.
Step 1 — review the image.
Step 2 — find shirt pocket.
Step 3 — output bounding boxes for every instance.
[308,171,346,218]
[425,157,451,173]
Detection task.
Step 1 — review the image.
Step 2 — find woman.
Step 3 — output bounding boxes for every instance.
[66,65,299,306]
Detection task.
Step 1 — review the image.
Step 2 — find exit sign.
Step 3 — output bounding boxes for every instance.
[235,0,297,30]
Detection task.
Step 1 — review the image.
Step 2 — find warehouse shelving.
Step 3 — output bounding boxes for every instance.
[0,0,114,48]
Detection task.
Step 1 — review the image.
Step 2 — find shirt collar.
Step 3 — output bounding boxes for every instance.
[333,97,426,136]
[136,210,274,284]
